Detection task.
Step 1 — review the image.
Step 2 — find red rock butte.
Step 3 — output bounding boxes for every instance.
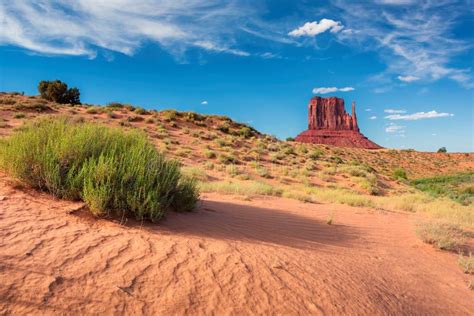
[295,96,382,149]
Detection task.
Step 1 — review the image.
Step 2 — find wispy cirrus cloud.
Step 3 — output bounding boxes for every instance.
[0,0,263,59]
[385,122,405,135]
[312,86,354,94]
[385,110,454,120]
[397,75,420,82]
[332,0,474,89]
[384,109,406,114]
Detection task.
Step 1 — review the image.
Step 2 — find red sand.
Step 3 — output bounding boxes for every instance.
[0,175,472,315]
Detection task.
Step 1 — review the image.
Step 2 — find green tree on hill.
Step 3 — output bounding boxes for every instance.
[38,80,81,104]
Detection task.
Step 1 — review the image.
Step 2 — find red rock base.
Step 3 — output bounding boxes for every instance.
[295,130,382,149]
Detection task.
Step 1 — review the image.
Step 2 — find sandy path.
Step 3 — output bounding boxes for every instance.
[0,176,472,315]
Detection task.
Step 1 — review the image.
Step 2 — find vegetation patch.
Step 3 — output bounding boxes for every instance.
[458,253,473,274]
[410,172,474,205]
[0,116,198,222]
[415,220,468,251]
[199,180,282,198]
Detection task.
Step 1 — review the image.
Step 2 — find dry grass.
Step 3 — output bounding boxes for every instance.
[199,180,282,198]
[415,220,468,251]
[458,253,473,274]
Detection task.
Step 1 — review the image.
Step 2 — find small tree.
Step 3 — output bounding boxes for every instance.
[437,147,447,153]
[38,80,81,104]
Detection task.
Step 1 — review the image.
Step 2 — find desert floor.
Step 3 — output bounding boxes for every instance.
[1,174,472,315]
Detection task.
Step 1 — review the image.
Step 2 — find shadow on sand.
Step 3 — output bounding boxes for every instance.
[122,199,362,250]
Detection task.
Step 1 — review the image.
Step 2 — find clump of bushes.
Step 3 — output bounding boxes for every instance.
[204,150,216,159]
[217,123,230,134]
[309,148,324,160]
[134,107,149,115]
[106,102,125,110]
[14,102,51,112]
[0,117,199,222]
[393,167,408,180]
[218,153,237,164]
[161,110,178,122]
[38,80,80,104]
[239,127,252,138]
[0,98,16,105]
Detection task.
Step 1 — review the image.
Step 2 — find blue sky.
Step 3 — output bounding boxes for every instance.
[0,0,473,152]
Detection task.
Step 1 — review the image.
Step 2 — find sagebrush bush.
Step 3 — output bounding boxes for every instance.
[0,116,198,222]
[393,167,408,180]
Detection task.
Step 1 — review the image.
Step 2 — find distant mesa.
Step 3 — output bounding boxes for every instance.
[295,96,382,149]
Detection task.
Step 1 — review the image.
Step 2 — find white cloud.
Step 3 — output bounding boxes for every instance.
[385,110,454,121]
[365,108,372,112]
[370,116,377,120]
[289,19,344,37]
[0,0,260,59]
[384,109,406,114]
[397,75,420,82]
[339,87,355,92]
[200,100,208,105]
[375,0,416,4]
[194,41,249,57]
[385,123,405,134]
[333,1,473,88]
[312,86,354,94]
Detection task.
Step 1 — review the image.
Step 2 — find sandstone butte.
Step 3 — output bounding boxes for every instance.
[295,96,382,149]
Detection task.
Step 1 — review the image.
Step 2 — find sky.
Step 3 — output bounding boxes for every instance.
[0,0,473,152]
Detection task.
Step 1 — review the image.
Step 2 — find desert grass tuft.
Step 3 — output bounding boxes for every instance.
[415,220,467,251]
[458,253,473,274]
[0,116,198,222]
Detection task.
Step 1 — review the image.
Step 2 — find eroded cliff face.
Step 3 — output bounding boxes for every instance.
[308,97,359,131]
[297,96,382,149]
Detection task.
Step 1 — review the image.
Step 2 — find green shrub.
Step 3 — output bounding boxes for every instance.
[309,149,324,160]
[286,137,295,142]
[183,112,204,122]
[127,115,144,122]
[14,113,26,119]
[134,107,149,115]
[0,98,16,105]
[0,116,198,221]
[281,146,294,155]
[38,80,80,104]
[393,167,408,180]
[410,173,473,205]
[161,110,178,122]
[331,156,343,164]
[437,147,447,153]
[106,102,125,110]
[204,150,216,159]
[14,103,51,112]
[218,153,237,164]
[218,123,230,133]
[86,107,100,114]
[239,127,252,138]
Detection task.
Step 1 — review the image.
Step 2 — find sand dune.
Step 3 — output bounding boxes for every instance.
[0,175,472,315]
